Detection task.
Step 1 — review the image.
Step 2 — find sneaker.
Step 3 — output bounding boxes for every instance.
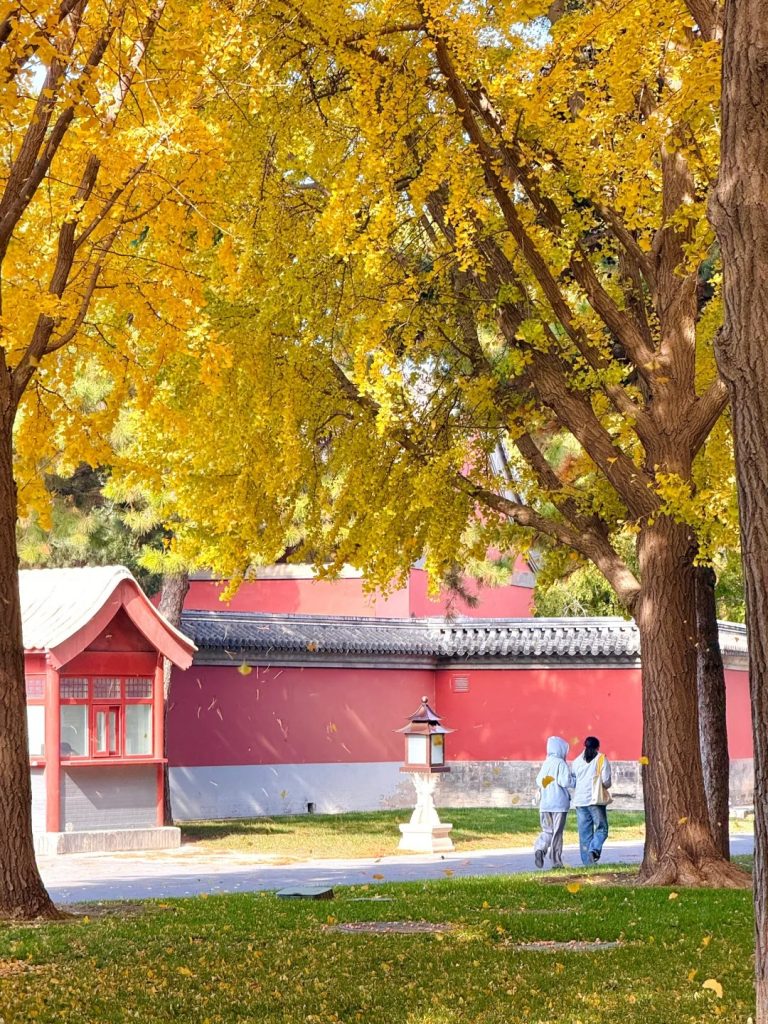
[590,850,600,863]
[534,850,544,868]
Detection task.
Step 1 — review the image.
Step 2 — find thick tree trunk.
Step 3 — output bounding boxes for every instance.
[710,0,768,1015]
[157,571,189,827]
[695,564,730,860]
[0,423,58,919]
[635,516,745,886]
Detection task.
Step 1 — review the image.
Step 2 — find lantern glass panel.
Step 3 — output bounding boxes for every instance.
[406,734,428,765]
[431,734,445,765]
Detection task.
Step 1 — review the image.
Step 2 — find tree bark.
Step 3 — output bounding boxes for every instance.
[710,0,768,1014]
[635,516,744,886]
[0,420,58,919]
[695,564,730,860]
[157,571,189,827]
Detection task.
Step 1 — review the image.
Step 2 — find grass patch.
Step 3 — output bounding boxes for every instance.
[180,807,752,859]
[0,873,755,1022]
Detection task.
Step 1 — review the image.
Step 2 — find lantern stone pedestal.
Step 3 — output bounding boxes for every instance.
[398,772,454,853]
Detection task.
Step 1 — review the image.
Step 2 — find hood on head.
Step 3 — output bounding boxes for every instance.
[546,736,569,759]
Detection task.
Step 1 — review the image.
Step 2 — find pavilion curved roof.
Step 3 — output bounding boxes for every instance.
[21,566,196,670]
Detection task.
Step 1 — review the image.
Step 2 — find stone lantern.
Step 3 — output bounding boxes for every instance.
[396,697,454,852]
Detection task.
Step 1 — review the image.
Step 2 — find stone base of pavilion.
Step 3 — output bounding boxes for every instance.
[34,826,181,856]
[398,822,454,853]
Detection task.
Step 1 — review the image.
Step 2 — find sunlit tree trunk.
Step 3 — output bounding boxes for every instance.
[710,0,768,1012]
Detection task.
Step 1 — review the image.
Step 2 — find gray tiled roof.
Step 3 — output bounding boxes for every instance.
[181,611,748,664]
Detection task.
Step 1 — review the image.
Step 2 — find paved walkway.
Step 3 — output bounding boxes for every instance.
[39,834,755,904]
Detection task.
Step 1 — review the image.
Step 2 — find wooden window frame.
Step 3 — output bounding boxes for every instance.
[59,675,154,761]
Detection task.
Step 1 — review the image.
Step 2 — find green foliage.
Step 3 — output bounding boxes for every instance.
[17,466,164,594]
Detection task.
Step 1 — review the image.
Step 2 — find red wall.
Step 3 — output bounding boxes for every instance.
[408,569,533,618]
[183,566,534,620]
[167,662,753,768]
[167,665,435,767]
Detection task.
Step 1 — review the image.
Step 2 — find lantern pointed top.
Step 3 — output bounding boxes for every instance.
[397,697,453,733]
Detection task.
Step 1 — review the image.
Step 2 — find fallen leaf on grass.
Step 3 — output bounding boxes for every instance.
[566,883,581,894]
[668,892,679,900]
[702,979,723,998]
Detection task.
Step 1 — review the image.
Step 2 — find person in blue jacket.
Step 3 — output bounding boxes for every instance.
[534,736,575,869]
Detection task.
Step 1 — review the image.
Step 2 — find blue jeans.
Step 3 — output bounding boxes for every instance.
[576,805,609,865]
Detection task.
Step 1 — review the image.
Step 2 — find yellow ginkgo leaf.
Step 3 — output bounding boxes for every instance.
[372,873,385,880]
[702,979,723,998]
[638,756,649,766]
[482,900,490,909]
[687,969,697,982]
[668,892,679,900]
[678,816,688,825]
[541,775,555,788]
[701,935,712,947]
[443,869,454,876]
[566,883,581,894]
[237,662,252,676]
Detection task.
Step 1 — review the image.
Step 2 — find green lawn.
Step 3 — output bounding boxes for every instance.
[180,807,752,859]
[0,872,755,1023]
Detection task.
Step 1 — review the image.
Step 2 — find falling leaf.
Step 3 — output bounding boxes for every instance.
[668,892,679,900]
[237,663,252,676]
[541,775,554,788]
[702,979,723,998]
[678,816,688,825]
[372,873,385,880]
[566,883,581,894]
[443,869,454,876]
[639,756,649,765]
[306,640,319,652]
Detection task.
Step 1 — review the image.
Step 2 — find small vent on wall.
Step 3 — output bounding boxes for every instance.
[451,675,470,693]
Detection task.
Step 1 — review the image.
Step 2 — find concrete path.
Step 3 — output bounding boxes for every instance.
[39,834,755,904]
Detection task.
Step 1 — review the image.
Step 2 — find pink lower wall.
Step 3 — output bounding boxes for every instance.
[167,665,436,767]
[168,663,753,769]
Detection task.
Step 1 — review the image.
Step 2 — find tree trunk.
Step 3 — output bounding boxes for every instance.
[710,0,768,1014]
[635,516,745,886]
[695,564,730,860]
[0,422,58,919]
[157,571,189,827]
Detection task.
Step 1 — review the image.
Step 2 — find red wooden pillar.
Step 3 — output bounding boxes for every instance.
[44,663,61,833]
[153,658,165,826]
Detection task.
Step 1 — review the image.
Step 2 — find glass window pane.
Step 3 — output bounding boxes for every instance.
[60,705,88,756]
[406,734,428,765]
[126,704,152,755]
[95,710,107,753]
[26,706,44,757]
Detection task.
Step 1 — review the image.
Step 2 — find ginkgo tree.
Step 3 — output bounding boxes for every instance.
[120,0,745,885]
[0,0,245,919]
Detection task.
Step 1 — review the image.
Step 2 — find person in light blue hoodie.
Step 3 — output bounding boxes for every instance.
[534,736,575,869]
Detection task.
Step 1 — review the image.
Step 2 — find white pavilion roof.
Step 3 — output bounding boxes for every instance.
[19,565,194,662]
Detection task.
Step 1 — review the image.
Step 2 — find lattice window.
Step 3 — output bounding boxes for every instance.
[60,678,88,699]
[124,678,152,699]
[93,677,121,699]
[25,677,45,699]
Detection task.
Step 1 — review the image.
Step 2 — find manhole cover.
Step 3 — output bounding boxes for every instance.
[513,940,621,953]
[325,921,453,935]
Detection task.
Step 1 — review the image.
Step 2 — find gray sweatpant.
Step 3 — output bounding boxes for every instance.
[534,811,568,867]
